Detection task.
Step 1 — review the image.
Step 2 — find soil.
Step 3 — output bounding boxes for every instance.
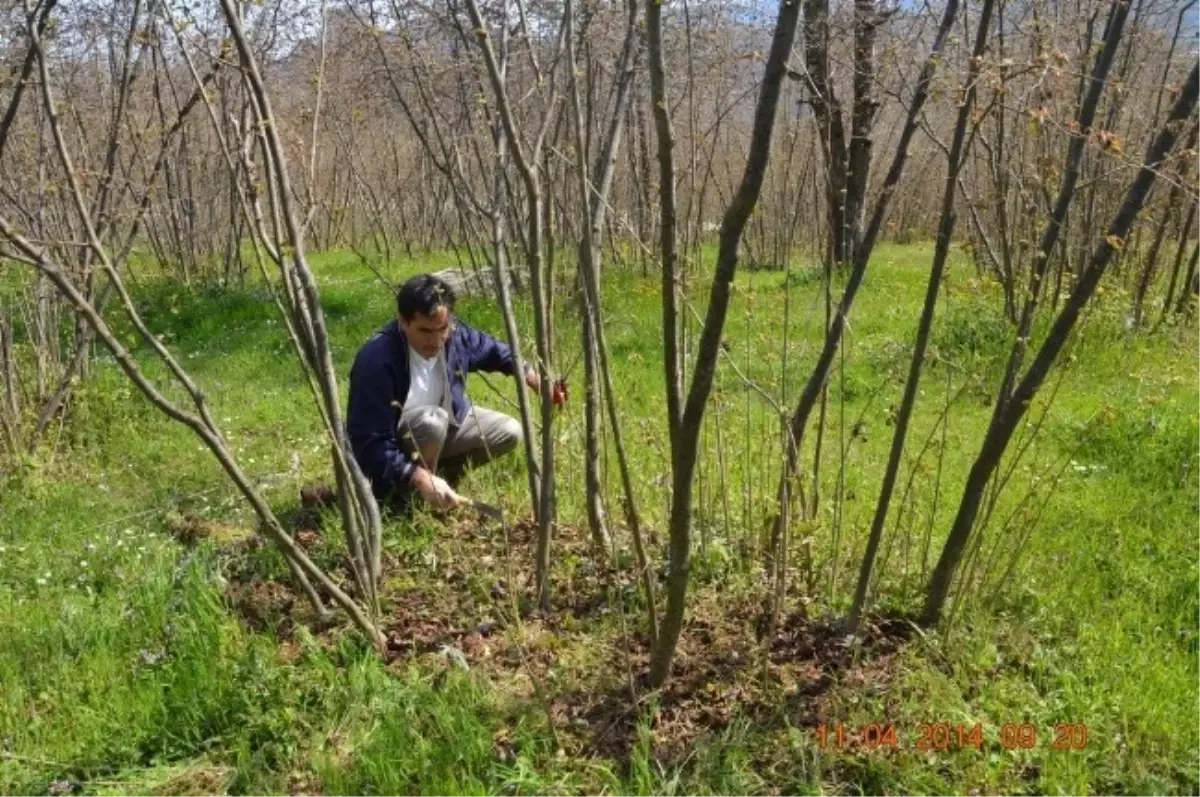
[219,501,917,770]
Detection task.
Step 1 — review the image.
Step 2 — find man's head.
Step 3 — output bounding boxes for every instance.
[397,274,456,359]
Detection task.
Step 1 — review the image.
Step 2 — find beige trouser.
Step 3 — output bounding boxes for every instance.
[398,404,522,485]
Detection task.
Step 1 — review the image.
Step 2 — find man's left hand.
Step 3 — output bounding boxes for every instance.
[523,368,566,407]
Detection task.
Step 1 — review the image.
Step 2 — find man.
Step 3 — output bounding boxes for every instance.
[347,273,538,510]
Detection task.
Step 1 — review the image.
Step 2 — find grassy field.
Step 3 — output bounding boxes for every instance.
[1,243,1196,795]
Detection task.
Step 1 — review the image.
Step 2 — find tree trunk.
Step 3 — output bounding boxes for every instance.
[923,64,1198,625]
[849,0,996,632]
[648,0,803,688]
[767,0,962,567]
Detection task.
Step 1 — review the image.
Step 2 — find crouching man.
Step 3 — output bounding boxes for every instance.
[347,274,537,510]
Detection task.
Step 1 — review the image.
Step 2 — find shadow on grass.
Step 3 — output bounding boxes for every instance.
[551,609,916,772]
[129,280,387,351]
[125,277,516,375]
[204,485,918,787]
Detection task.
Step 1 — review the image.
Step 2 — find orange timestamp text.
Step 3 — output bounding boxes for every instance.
[814,722,1090,751]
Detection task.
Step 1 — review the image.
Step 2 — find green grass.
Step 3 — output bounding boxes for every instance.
[1,244,1196,794]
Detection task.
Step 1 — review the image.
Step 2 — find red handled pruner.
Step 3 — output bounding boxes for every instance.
[551,377,569,407]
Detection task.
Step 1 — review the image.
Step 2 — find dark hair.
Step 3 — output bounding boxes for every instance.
[396,274,456,320]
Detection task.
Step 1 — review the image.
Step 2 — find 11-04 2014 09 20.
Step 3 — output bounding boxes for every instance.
[813,722,1090,751]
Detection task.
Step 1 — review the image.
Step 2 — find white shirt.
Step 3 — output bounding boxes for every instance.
[406,346,445,409]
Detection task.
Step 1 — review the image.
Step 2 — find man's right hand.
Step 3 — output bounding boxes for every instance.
[410,467,461,509]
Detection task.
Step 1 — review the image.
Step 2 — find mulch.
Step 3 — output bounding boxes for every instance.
[216,491,917,768]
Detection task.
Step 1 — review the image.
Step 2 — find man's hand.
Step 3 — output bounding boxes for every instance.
[410,467,461,509]
[524,367,567,407]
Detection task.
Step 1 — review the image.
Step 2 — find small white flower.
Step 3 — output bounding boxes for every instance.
[36,577,46,586]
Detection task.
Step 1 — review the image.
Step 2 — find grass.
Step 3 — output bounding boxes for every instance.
[1,243,1196,794]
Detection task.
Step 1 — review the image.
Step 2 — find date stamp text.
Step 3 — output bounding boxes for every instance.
[814,722,1090,752]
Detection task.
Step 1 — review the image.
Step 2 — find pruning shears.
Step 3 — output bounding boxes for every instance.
[465,498,504,522]
[551,377,569,407]
[535,351,576,409]
[450,491,504,523]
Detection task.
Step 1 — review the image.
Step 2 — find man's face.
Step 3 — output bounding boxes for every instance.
[400,305,452,359]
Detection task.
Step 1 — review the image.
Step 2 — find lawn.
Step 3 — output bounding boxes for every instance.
[1,243,1196,794]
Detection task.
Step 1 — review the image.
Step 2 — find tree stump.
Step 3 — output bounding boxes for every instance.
[429,265,528,300]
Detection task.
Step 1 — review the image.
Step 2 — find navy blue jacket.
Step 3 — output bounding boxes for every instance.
[346,318,518,496]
